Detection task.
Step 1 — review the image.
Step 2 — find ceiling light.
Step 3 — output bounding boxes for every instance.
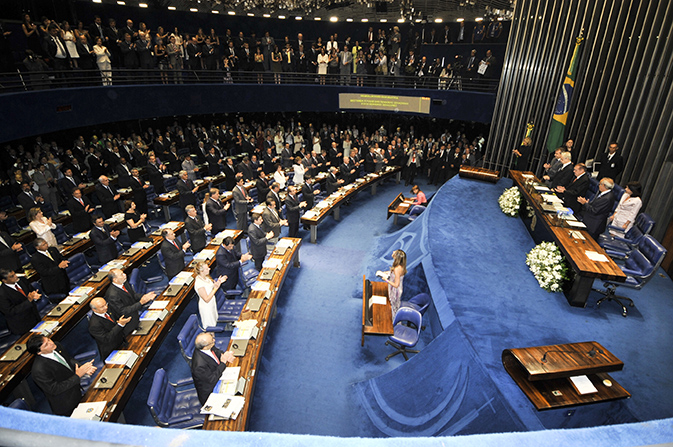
[212,10,219,14]
[475,17,483,21]
[397,18,405,23]
[456,18,464,22]
[361,18,369,22]
[263,13,271,17]
[227,11,235,15]
[346,18,353,22]
[330,16,338,22]
[314,17,322,21]
[116,0,125,4]
[189,8,198,12]
[168,6,176,10]
[434,18,443,23]
[295,16,302,20]
[415,18,422,22]
[92,0,102,3]
[139,3,148,7]
[278,15,286,19]
[247,12,254,16]
[380,19,387,22]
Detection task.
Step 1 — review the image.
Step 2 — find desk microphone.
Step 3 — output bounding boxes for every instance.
[541,347,605,363]
[588,347,604,358]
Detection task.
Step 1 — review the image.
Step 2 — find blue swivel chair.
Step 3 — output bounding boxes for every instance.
[146,368,205,429]
[385,307,423,361]
[129,268,164,294]
[8,398,30,410]
[403,292,431,330]
[30,281,57,314]
[593,235,667,317]
[214,288,247,322]
[177,314,230,365]
[52,224,70,244]
[407,205,426,223]
[65,253,93,286]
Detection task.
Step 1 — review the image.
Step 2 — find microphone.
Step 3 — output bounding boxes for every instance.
[588,347,605,358]
[541,347,605,363]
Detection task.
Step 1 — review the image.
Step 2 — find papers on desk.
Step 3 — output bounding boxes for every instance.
[70,286,94,298]
[569,375,598,394]
[566,220,587,229]
[73,231,91,239]
[117,188,131,194]
[521,173,535,179]
[262,258,283,270]
[534,185,551,192]
[60,210,71,216]
[194,249,217,261]
[251,282,270,292]
[276,239,294,248]
[159,221,180,230]
[31,321,59,336]
[99,259,128,272]
[140,309,169,321]
[250,204,265,214]
[371,295,387,305]
[232,320,259,340]
[170,271,194,286]
[149,300,169,310]
[221,191,233,198]
[71,401,107,421]
[132,241,153,249]
[584,251,609,262]
[105,350,139,368]
[303,210,319,219]
[200,393,245,420]
[215,229,239,239]
[541,194,564,204]
[215,366,246,395]
[315,200,329,209]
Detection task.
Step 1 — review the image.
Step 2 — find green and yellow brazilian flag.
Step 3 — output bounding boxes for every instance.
[546,35,584,153]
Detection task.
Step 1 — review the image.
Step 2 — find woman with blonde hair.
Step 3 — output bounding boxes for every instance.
[292,156,305,185]
[382,249,407,318]
[194,261,227,328]
[512,136,532,171]
[28,207,57,247]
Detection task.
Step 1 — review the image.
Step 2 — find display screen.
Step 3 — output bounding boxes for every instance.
[338,93,431,114]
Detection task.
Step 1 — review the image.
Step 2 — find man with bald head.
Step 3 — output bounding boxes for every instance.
[88,297,132,360]
[191,332,236,405]
[105,268,155,335]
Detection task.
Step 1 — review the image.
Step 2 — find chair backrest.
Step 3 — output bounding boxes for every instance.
[145,184,157,202]
[4,216,20,234]
[18,250,30,267]
[156,251,167,274]
[587,177,599,201]
[65,253,92,284]
[623,235,667,287]
[407,293,431,315]
[146,368,175,427]
[177,314,200,364]
[52,223,69,244]
[635,213,655,235]
[129,269,147,294]
[639,235,667,268]
[31,281,54,316]
[393,307,423,329]
[164,177,178,192]
[8,398,29,410]
[0,196,14,210]
[41,202,55,217]
[611,184,625,212]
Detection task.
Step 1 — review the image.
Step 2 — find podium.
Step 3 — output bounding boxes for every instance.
[502,341,630,410]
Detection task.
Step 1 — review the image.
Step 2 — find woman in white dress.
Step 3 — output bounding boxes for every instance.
[273,163,287,190]
[609,181,643,235]
[194,261,227,329]
[274,131,285,154]
[93,37,112,86]
[61,21,79,68]
[380,249,407,319]
[317,48,329,85]
[28,207,57,247]
[294,132,304,153]
[312,134,321,154]
[292,157,305,186]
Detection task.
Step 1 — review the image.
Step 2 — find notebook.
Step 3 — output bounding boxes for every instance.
[93,368,124,389]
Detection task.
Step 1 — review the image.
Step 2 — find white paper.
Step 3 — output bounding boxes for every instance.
[149,300,169,310]
[541,194,564,204]
[584,250,609,262]
[570,375,598,394]
[262,258,283,270]
[276,239,294,248]
[70,401,107,420]
[371,295,387,305]
[567,220,587,229]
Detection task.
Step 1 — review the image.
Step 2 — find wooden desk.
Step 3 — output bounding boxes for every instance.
[387,193,415,225]
[0,222,184,404]
[361,276,394,346]
[502,341,630,410]
[202,237,301,432]
[510,171,625,307]
[78,230,244,422]
[301,167,401,243]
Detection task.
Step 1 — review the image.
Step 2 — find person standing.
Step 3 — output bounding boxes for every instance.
[193,261,226,329]
[577,177,616,239]
[191,332,236,405]
[380,250,406,319]
[284,186,306,238]
[160,228,190,279]
[88,297,131,360]
[248,213,273,271]
[91,215,120,264]
[232,175,252,232]
[105,268,155,335]
[0,269,41,335]
[93,36,112,85]
[30,238,70,295]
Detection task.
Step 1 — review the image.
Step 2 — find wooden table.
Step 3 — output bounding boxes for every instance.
[510,171,625,307]
[301,167,401,244]
[78,230,244,422]
[0,222,184,404]
[361,276,394,346]
[202,237,301,431]
[502,341,630,410]
[387,193,415,225]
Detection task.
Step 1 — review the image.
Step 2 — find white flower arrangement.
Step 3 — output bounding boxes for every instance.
[526,242,570,292]
[498,187,521,217]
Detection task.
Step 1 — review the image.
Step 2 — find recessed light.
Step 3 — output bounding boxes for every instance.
[397,18,405,23]
[314,17,322,21]
[168,6,176,10]
[212,10,219,14]
[434,18,443,23]
[278,15,286,19]
[189,8,198,12]
[116,0,125,4]
[263,13,271,17]
[361,18,369,22]
[92,0,102,3]
[295,16,302,20]
[227,11,235,15]
[247,12,254,16]
[475,17,483,21]
[457,18,464,22]
[139,3,148,7]
[346,18,353,22]
[415,18,422,22]
[380,19,387,22]
[330,16,338,22]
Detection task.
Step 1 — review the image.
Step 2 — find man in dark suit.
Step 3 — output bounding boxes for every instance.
[301,177,320,210]
[88,297,132,360]
[27,334,97,416]
[0,231,23,273]
[58,168,84,198]
[284,186,306,238]
[596,141,624,181]
[577,177,616,239]
[67,188,95,233]
[130,168,149,215]
[177,170,198,211]
[237,157,254,181]
[116,158,133,188]
[95,175,122,218]
[105,268,155,335]
[206,148,222,176]
[91,215,120,264]
[42,24,70,71]
[191,332,236,405]
[161,228,190,279]
[232,175,253,232]
[146,154,167,194]
[549,152,574,189]
[205,188,231,235]
[18,182,45,212]
[75,35,96,71]
[215,236,253,290]
[325,167,344,194]
[222,158,238,191]
[185,205,211,253]
[0,269,41,335]
[248,214,273,271]
[30,238,70,296]
[256,171,271,203]
[555,163,590,215]
[266,183,283,210]
[262,198,287,242]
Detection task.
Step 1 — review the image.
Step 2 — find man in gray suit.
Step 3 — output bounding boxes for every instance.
[232,175,253,232]
[248,213,274,271]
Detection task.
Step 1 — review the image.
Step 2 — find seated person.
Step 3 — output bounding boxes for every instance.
[410,185,427,206]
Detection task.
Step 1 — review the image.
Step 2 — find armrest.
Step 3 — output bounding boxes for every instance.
[144,275,164,284]
[167,414,194,424]
[204,325,225,333]
[174,377,194,387]
[224,289,243,296]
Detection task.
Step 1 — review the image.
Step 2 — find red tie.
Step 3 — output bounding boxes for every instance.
[122,285,129,294]
[172,240,179,250]
[105,313,114,322]
[16,285,26,296]
[240,186,247,198]
[78,198,84,206]
[211,350,220,364]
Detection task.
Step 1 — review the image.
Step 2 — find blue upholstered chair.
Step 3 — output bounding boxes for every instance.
[214,288,247,323]
[600,213,656,260]
[593,235,667,317]
[8,398,30,410]
[146,368,205,429]
[52,223,69,244]
[385,307,423,361]
[407,205,426,222]
[129,268,164,294]
[65,253,93,286]
[177,314,229,365]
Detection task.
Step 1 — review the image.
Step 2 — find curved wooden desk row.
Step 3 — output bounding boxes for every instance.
[386,193,416,225]
[202,237,302,432]
[301,166,402,243]
[78,230,245,423]
[509,171,625,307]
[0,222,185,404]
